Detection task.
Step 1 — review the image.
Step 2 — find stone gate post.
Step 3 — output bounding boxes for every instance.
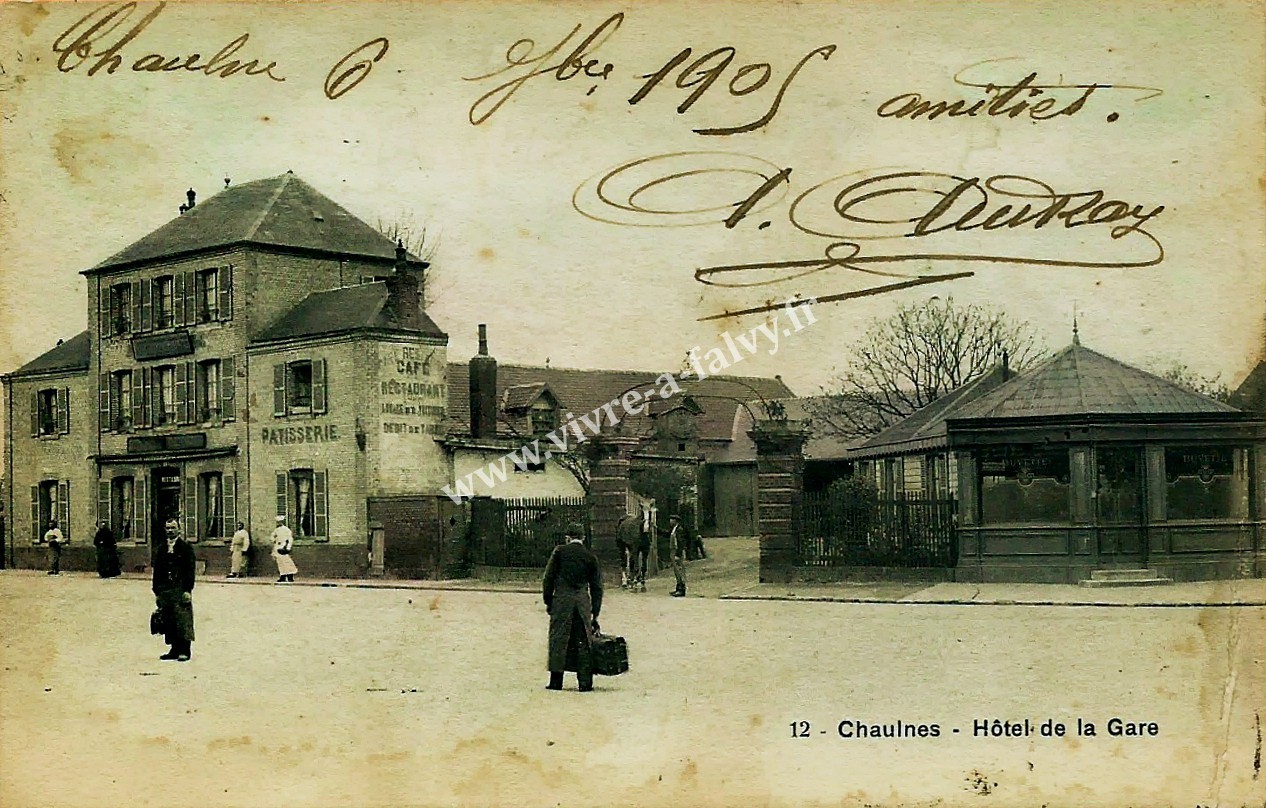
[749,421,810,583]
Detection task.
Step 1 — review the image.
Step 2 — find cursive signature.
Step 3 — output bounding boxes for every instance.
[877,57,1162,123]
[464,13,623,125]
[574,153,1165,320]
[52,1,284,82]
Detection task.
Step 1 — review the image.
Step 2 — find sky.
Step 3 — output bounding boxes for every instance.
[1,0,1263,407]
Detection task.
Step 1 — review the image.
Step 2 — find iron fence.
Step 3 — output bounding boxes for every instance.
[800,489,957,567]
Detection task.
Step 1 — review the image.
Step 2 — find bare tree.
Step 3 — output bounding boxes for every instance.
[1154,361,1231,403]
[812,296,1045,438]
[376,213,441,308]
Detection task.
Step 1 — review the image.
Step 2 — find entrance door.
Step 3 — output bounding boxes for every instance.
[1095,447,1146,566]
[152,467,182,541]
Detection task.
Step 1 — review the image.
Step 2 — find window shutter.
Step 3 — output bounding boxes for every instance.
[139,277,152,332]
[273,364,286,416]
[30,391,38,437]
[314,470,328,540]
[131,371,144,428]
[57,387,70,434]
[144,367,157,427]
[221,356,236,421]
[223,473,236,534]
[276,472,287,520]
[109,375,121,429]
[312,358,327,414]
[98,286,109,339]
[184,270,196,324]
[190,361,201,422]
[175,362,189,424]
[58,480,70,540]
[219,266,233,321]
[130,280,142,332]
[99,373,111,432]
[135,477,148,543]
[98,480,111,528]
[30,486,39,543]
[184,476,197,542]
[174,272,186,327]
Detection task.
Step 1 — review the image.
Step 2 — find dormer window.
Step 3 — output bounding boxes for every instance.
[529,400,557,437]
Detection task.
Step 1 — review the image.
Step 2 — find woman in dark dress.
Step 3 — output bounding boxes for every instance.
[93,520,121,578]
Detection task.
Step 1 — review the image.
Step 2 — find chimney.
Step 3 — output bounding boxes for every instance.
[1001,348,1010,381]
[186,188,196,209]
[383,240,421,328]
[469,324,498,439]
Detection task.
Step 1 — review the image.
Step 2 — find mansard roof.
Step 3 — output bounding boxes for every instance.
[8,331,91,377]
[87,173,418,273]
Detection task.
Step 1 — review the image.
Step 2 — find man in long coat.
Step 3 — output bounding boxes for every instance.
[152,518,196,662]
[542,523,603,692]
[93,520,121,578]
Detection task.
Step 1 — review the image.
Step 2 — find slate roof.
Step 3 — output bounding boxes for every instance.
[502,383,553,411]
[88,173,417,273]
[951,340,1240,420]
[7,331,91,377]
[445,364,794,443]
[848,367,1009,459]
[252,282,446,344]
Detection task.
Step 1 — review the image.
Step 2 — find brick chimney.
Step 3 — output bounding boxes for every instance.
[469,324,498,439]
[383,240,421,327]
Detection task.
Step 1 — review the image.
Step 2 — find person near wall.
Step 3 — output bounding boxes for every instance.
[228,522,251,578]
[93,520,121,578]
[43,519,65,575]
[634,505,652,593]
[152,518,196,662]
[542,522,603,692]
[615,513,637,589]
[271,515,298,583]
[668,514,687,597]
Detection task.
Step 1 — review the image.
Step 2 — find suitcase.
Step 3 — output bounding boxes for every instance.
[591,633,629,676]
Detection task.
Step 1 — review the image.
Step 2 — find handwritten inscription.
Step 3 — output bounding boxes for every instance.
[878,58,1162,123]
[574,153,1165,319]
[52,2,285,82]
[325,37,390,100]
[466,12,834,134]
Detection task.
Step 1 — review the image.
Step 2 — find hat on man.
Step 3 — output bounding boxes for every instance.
[564,522,584,539]
[276,515,286,522]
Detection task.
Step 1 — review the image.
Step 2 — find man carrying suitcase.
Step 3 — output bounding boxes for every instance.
[542,523,603,692]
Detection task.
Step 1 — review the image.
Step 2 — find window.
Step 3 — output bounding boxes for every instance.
[288,361,313,410]
[157,366,176,425]
[111,371,132,430]
[1165,447,1249,521]
[197,268,219,323]
[280,469,326,539]
[201,473,224,539]
[155,276,174,328]
[197,360,221,421]
[274,359,326,416]
[37,388,58,436]
[33,479,69,542]
[37,481,57,537]
[109,283,132,335]
[529,401,556,437]
[112,476,134,540]
[980,446,1071,525]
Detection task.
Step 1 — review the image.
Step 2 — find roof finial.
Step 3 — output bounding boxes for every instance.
[1072,301,1080,346]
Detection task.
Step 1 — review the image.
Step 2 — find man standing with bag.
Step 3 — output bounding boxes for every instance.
[542,523,603,692]
[272,515,298,583]
[152,518,195,662]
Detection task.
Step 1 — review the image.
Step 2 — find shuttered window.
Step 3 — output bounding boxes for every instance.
[273,359,328,416]
[219,265,233,321]
[279,469,329,540]
[33,388,67,437]
[220,356,236,422]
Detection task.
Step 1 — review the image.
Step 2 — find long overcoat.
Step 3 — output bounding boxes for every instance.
[152,539,196,645]
[542,540,604,672]
[94,524,121,578]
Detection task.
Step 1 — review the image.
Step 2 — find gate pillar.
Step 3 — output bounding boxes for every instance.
[750,421,810,583]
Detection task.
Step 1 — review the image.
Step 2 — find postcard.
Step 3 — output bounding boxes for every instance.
[1,1,1263,806]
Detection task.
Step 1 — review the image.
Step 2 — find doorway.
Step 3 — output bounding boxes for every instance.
[152,466,182,541]
[1094,447,1146,566]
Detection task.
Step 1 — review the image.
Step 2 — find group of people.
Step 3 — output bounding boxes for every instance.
[615,509,705,597]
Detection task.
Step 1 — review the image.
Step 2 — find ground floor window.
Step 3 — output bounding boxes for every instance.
[32,480,69,542]
[278,469,328,539]
[1165,446,1249,521]
[201,472,224,539]
[112,476,135,540]
[980,446,1070,524]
